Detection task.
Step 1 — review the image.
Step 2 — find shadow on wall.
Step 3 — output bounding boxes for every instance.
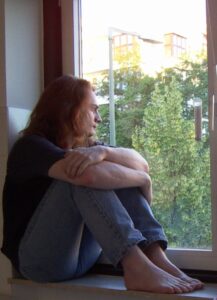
[8,107,31,150]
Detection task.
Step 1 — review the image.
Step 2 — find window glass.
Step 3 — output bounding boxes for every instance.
[81,0,210,250]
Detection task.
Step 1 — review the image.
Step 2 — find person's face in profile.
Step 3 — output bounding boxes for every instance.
[82,89,102,137]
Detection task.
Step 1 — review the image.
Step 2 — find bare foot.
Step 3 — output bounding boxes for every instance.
[145,242,204,290]
[121,245,194,294]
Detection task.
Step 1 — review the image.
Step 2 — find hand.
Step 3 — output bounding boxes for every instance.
[64,146,107,177]
[140,173,153,205]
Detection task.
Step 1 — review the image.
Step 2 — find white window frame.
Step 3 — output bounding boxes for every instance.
[61,0,82,77]
[61,0,217,271]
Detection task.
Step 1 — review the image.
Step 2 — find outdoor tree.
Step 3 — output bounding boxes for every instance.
[157,50,208,122]
[96,40,156,146]
[96,72,156,146]
[95,45,211,248]
[132,78,211,248]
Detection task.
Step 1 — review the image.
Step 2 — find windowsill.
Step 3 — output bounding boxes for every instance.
[8,274,217,300]
[90,263,217,283]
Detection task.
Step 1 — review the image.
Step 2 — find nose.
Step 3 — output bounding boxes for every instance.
[95,111,102,123]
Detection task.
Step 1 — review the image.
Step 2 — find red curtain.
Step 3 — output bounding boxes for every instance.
[43,0,62,87]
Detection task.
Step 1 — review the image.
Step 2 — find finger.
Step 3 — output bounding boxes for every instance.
[68,156,86,177]
[76,159,92,176]
[67,152,92,177]
[65,154,78,173]
[64,149,96,177]
[65,154,83,177]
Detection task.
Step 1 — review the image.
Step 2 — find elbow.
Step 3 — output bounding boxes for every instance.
[143,162,149,173]
[138,159,149,173]
[131,149,149,173]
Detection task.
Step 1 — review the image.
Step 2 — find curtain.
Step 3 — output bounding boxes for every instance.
[43,0,62,87]
[207,0,217,94]
[206,0,217,134]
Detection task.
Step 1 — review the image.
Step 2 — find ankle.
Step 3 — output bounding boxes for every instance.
[121,245,154,273]
[121,245,143,269]
[145,242,164,258]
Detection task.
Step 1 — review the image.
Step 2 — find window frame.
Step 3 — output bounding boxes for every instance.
[61,0,217,271]
[61,0,82,76]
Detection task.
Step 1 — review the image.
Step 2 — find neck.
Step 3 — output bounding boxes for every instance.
[66,135,92,149]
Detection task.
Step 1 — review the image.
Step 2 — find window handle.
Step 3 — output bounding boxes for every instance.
[194,98,202,140]
[211,94,215,131]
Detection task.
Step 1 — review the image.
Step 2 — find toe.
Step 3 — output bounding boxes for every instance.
[173,285,183,294]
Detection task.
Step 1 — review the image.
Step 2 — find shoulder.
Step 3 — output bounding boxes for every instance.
[10,135,63,154]
[7,135,66,180]
[12,134,54,148]
[8,134,66,165]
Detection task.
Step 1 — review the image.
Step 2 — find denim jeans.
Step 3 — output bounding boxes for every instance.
[18,180,167,282]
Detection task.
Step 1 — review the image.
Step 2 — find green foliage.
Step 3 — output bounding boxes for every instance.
[95,47,211,249]
[96,102,109,143]
[157,51,208,122]
[132,78,211,248]
[114,40,142,69]
[96,70,156,147]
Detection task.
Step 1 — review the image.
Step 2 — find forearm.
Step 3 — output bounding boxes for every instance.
[49,158,150,191]
[104,147,149,172]
[79,160,148,189]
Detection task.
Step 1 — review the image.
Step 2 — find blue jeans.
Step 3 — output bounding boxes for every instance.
[18,180,167,282]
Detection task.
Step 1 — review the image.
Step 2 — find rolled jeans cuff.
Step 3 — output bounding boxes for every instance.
[138,235,168,251]
[111,236,147,267]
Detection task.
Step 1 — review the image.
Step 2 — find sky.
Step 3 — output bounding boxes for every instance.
[82,0,206,48]
[81,0,207,74]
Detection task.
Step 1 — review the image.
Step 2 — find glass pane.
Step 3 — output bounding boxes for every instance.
[81,0,211,249]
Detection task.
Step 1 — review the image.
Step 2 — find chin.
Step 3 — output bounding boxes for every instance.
[89,129,96,136]
[87,132,94,137]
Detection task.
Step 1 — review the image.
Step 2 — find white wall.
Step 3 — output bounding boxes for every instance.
[0,0,43,295]
[0,0,10,294]
[5,0,43,109]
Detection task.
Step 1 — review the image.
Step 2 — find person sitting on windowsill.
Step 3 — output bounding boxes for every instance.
[1,75,203,294]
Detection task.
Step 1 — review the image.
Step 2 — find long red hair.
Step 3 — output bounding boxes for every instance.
[22,75,94,148]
